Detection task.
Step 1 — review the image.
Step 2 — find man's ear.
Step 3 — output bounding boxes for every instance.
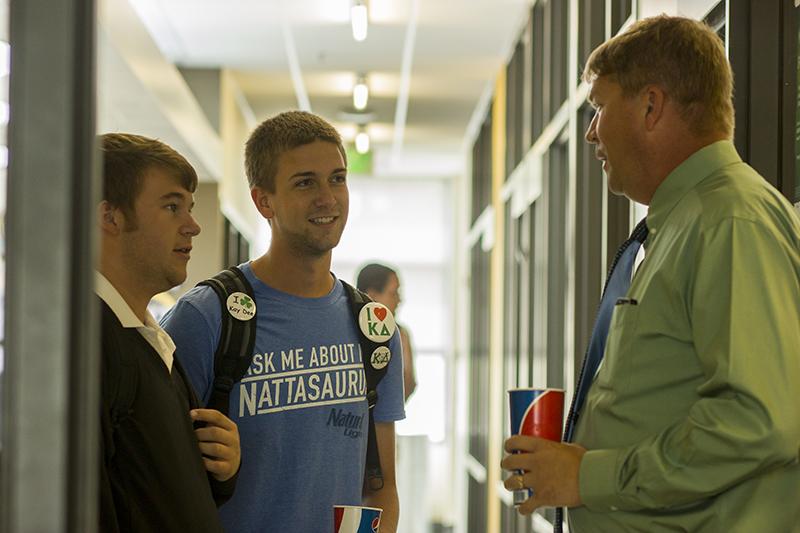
[643,85,666,131]
[251,187,274,220]
[98,201,123,236]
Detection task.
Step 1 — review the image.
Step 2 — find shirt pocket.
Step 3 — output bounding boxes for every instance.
[593,299,641,390]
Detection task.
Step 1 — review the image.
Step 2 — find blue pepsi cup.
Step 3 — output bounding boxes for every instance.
[508,388,565,505]
[333,505,382,532]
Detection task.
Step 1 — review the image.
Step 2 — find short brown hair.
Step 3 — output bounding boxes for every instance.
[100,133,198,220]
[583,15,734,138]
[244,110,347,192]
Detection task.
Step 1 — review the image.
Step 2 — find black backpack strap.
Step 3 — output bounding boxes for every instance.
[198,266,257,416]
[340,280,393,492]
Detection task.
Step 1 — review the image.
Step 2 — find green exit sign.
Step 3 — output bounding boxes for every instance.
[345,145,373,175]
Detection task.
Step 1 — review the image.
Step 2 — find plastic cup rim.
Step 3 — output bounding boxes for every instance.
[333,505,383,512]
[507,387,565,393]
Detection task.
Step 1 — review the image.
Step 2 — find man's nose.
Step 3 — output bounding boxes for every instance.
[183,214,201,236]
[585,112,599,144]
[314,182,336,207]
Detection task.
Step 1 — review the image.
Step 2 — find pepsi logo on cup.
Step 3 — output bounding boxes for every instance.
[508,388,565,441]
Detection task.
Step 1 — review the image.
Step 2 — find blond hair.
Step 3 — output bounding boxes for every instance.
[583,15,734,138]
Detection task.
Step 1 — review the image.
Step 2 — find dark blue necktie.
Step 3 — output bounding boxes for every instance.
[554,219,648,533]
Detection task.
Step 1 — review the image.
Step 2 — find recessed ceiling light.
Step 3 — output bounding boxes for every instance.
[355,128,370,154]
[351,1,368,42]
[353,75,369,110]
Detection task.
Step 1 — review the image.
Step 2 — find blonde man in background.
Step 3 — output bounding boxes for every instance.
[502,15,800,532]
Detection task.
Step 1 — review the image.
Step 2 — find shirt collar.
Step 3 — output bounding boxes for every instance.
[95,272,149,329]
[646,140,741,235]
[95,272,175,372]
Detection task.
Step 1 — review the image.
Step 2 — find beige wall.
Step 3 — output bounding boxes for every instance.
[179,181,224,298]
[220,69,260,246]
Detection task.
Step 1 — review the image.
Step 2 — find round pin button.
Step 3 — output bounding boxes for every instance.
[358,302,396,342]
[369,346,391,370]
[226,292,256,321]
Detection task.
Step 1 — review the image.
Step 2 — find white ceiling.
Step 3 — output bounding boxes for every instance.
[119,0,531,178]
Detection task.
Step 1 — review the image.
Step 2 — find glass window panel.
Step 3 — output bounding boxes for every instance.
[396,354,446,441]
[526,202,537,386]
[574,105,604,379]
[531,3,545,141]
[546,142,568,389]
[549,0,569,116]
[506,43,523,178]
[611,0,633,35]
[579,0,606,82]
[0,0,8,451]
[796,8,800,202]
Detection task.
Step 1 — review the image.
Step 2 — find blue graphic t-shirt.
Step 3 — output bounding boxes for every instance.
[161,263,405,533]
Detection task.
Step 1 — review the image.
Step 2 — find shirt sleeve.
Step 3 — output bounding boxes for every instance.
[373,328,407,423]
[580,217,800,511]
[208,468,239,507]
[160,286,222,405]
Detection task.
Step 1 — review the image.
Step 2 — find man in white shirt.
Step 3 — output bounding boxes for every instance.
[97,133,240,533]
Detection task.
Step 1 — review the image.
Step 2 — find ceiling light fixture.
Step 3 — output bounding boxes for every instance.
[351,0,368,42]
[353,75,369,110]
[355,127,370,154]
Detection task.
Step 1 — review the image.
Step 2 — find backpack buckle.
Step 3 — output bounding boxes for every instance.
[366,389,378,408]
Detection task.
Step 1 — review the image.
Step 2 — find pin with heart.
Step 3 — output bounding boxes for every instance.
[358,302,396,343]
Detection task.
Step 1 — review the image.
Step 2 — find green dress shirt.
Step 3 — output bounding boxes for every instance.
[569,141,800,532]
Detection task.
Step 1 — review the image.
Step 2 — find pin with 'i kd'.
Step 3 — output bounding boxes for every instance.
[358,302,395,343]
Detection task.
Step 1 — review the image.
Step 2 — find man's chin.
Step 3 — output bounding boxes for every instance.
[165,271,187,291]
[303,239,340,257]
[311,243,339,256]
[306,231,344,254]
[606,175,625,197]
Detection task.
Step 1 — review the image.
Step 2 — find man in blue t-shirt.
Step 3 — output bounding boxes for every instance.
[162,111,405,533]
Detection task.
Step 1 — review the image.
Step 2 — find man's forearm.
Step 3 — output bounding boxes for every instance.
[369,422,400,530]
[363,484,399,532]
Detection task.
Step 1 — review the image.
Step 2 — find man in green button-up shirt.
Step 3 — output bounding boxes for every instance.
[502,15,800,532]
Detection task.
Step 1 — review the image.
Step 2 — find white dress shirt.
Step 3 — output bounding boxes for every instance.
[95,272,175,373]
